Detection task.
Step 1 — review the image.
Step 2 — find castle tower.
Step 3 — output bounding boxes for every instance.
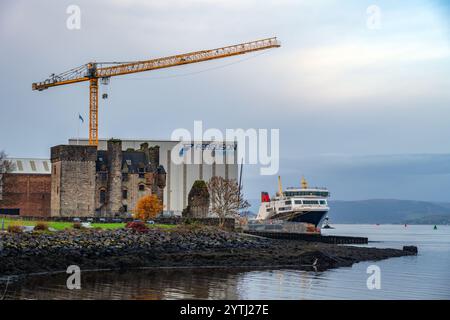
[50,145,97,217]
[106,139,123,216]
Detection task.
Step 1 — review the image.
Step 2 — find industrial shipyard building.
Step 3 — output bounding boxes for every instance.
[68,138,238,216]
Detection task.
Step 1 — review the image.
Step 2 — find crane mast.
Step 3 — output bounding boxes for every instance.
[32,37,280,146]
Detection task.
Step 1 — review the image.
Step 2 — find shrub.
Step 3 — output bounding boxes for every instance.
[7,224,23,233]
[73,222,82,229]
[125,221,149,233]
[34,222,49,231]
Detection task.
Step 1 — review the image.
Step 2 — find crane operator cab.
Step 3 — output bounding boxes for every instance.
[87,63,97,78]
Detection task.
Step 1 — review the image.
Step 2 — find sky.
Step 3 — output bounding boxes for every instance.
[0,0,449,202]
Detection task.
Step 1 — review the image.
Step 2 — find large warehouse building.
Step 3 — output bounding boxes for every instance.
[0,158,51,216]
[68,138,238,215]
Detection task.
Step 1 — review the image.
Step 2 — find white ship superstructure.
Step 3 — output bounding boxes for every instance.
[256,177,330,227]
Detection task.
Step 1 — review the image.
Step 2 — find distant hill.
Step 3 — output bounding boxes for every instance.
[328,199,450,224]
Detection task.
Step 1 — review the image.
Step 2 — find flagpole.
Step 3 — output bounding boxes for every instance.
[77,114,80,145]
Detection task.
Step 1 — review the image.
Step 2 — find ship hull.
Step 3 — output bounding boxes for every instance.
[269,210,328,227]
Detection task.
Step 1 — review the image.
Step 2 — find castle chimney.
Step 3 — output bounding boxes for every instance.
[148,146,160,171]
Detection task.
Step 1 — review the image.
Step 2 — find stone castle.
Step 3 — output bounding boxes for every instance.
[50,139,166,217]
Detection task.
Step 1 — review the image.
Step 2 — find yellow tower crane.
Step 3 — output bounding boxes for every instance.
[32,37,281,146]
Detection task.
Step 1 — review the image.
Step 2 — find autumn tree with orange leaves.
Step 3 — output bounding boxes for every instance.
[134,194,163,220]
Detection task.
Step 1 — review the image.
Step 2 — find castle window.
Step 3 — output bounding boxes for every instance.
[122,189,128,199]
[138,184,145,191]
[123,205,128,212]
[138,167,145,178]
[100,189,106,204]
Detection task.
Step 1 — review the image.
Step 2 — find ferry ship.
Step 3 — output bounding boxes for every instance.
[256,177,330,227]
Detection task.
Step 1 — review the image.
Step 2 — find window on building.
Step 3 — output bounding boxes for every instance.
[17,160,23,171]
[138,167,145,178]
[53,165,56,174]
[30,161,37,172]
[139,184,145,191]
[123,205,128,212]
[100,189,106,204]
[122,189,128,199]
[43,161,49,172]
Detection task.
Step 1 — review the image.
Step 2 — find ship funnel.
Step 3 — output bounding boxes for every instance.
[261,192,270,202]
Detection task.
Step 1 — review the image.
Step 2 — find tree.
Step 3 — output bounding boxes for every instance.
[207,176,250,226]
[134,194,163,220]
[0,151,14,202]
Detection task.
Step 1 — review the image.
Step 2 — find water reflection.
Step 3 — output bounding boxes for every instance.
[3,267,357,300]
[5,268,244,300]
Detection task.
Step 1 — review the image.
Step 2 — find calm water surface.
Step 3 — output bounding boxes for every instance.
[2,224,450,300]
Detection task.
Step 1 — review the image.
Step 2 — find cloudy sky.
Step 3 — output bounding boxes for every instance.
[0,0,449,202]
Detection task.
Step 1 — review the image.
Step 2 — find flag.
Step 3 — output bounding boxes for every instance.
[78,114,84,123]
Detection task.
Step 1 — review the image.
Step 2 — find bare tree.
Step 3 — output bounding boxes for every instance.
[0,151,14,202]
[207,176,250,226]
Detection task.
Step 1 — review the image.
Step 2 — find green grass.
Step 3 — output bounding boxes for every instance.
[0,218,175,231]
[148,223,177,230]
[91,223,126,230]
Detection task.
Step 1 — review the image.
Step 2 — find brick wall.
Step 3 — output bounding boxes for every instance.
[0,173,51,217]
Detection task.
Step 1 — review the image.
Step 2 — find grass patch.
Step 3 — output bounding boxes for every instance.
[90,223,126,229]
[148,224,177,230]
[0,218,175,231]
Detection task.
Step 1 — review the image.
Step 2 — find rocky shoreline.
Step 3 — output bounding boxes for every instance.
[0,227,417,277]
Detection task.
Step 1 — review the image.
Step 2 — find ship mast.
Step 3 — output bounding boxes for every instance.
[301,176,308,189]
[277,176,283,197]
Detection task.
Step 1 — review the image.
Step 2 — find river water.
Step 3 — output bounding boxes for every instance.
[2,224,450,300]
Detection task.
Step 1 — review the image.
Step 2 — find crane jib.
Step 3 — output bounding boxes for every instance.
[31,37,281,145]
